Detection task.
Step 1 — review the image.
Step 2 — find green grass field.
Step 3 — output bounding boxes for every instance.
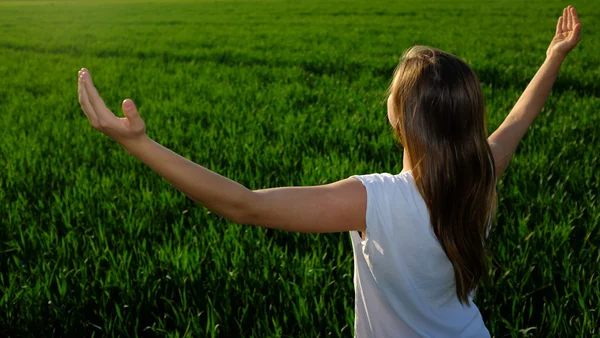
[1,0,599,336]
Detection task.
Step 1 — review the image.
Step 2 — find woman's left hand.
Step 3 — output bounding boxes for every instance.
[547,5,581,59]
[78,68,147,146]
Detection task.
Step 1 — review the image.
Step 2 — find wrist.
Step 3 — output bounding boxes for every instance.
[120,134,153,156]
[545,50,567,64]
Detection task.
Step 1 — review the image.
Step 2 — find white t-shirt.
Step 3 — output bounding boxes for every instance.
[350,171,490,338]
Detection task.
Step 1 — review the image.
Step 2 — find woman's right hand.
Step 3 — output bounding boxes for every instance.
[78,68,147,149]
[547,5,582,59]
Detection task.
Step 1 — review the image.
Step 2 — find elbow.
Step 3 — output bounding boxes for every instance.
[489,142,511,179]
[229,191,260,225]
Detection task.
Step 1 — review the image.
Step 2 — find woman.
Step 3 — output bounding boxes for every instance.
[77,6,581,337]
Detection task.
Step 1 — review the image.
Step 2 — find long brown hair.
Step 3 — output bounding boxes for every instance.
[388,46,497,305]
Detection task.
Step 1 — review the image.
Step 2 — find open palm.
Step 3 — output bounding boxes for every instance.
[548,5,582,58]
[77,68,146,146]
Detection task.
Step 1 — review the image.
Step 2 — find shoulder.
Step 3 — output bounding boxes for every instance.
[351,171,421,224]
[351,171,413,189]
[350,171,415,217]
[349,171,417,248]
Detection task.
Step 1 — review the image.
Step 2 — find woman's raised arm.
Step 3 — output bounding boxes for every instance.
[488,5,581,178]
[77,69,366,234]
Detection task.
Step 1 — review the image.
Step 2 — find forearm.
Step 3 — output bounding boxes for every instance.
[489,53,565,175]
[121,136,254,223]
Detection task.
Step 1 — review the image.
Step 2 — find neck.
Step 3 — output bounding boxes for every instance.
[401,148,412,173]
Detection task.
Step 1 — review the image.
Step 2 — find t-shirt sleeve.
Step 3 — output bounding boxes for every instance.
[351,173,395,255]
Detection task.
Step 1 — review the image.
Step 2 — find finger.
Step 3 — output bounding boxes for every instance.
[122,99,142,126]
[566,6,573,31]
[81,69,103,111]
[80,69,112,120]
[78,71,99,126]
[571,6,580,26]
[556,16,564,35]
[562,7,568,32]
[570,23,582,43]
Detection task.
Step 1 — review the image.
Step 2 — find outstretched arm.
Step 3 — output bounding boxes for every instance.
[77,69,366,233]
[488,5,581,178]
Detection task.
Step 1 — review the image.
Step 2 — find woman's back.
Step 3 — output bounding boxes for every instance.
[351,172,490,337]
